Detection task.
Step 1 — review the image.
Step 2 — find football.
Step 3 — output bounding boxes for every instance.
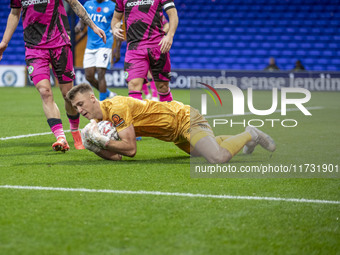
[97,121,119,140]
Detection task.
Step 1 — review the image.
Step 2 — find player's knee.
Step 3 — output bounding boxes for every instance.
[155,82,169,93]
[85,74,95,83]
[206,149,232,164]
[97,69,106,79]
[38,87,53,100]
[85,70,95,82]
[128,80,142,91]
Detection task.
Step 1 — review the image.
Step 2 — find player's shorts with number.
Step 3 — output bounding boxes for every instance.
[83,48,112,69]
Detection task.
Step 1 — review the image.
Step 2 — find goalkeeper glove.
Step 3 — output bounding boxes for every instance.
[81,124,101,153]
[88,119,110,149]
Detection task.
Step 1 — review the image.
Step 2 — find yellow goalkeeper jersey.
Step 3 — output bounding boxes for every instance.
[99,96,191,143]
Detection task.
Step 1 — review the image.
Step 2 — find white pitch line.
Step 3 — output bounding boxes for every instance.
[0,106,324,141]
[204,106,324,119]
[0,130,71,141]
[0,185,339,205]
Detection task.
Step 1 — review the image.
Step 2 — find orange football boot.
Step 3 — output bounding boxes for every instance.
[71,130,85,150]
[52,137,70,152]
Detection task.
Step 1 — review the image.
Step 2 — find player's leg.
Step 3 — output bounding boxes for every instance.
[84,49,100,90]
[216,132,253,157]
[192,136,232,163]
[33,79,60,119]
[95,48,116,100]
[37,79,71,151]
[126,78,144,141]
[97,67,109,100]
[194,127,275,162]
[148,47,173,102]
[85,67,99,90]
[175,106,230,162]
[124,49,149,100]
[58,81,84,150]
[147,70,158,101]
[215,135,232,145]
[155,81,172,102]
[189,108,253,163]
[26,48,69,152]
[191,130,257,163]
[242,126,276,154]
[142,81,151,99]
[38,81,70,152]
[124,49,149,141]
[141,71,150,99]
[127,78,144,100]
[217,126,276,155]
[149,81,159,101]
[51,45,84,150]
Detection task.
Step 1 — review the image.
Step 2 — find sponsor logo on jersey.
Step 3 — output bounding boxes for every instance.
[127,0,154,8]
[103,7,109,13]
[90,13,108,23]
[28,66,34,75]
[22,0,50,7]
[111,114,125,127]
[124,71,129,80]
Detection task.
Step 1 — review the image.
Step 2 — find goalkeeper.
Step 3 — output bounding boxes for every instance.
[66,83,276,162]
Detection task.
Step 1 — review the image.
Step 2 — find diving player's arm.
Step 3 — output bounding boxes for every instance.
[86,141,122,160]
[0,8,21,61]
[95,149,122,161]
[66,0,106,43]
[94,124,137,159]
[159,8,178,53]
[105,124,137,157]
[87,120,137,159]
[82,122,122,161]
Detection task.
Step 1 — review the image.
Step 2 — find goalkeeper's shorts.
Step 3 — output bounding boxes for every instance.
[174,107,215,154]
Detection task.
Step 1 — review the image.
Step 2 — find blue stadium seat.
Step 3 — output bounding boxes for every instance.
[330,59,340,65]
[2,0,339,71]
[268,50,280,56]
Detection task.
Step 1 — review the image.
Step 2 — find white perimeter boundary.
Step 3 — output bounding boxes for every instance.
[0,130,71,141]
[0,107,324,141]
[0,185,339,205]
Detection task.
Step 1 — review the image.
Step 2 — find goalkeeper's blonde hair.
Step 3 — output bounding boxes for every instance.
[66,83,94,101]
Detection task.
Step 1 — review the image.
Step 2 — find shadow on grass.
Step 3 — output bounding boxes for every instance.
[9,155,191,167]
[0,147,76,158]
[1,148,265,165]
[1,141,270,165]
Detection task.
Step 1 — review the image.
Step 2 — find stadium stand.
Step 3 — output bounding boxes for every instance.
[0,0,339,71]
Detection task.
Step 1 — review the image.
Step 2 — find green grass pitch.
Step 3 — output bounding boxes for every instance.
[0,86,339,254]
